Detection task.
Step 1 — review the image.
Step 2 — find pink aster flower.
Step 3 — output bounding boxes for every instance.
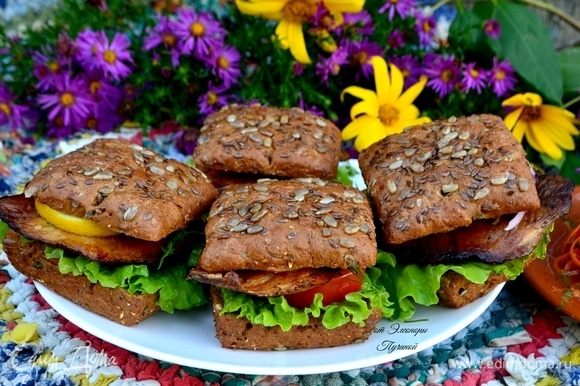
[199,84,229,116]
[33,52,67,91]
[315,46,348,84]
[489,58,517,97]
[379,0,416,20]
[415,13,436,47]
[94,33,133,81]
[0,84,28,130]
[75,29,108,71]
[391,55,421,88]
[172,8,225,59]
[210,45,241,87]
[37,73,94,129]
[483,19,501,39]
[461,63,487,94]
[423,54,459,97]
[344,40,383,79]
[144,16,182,67]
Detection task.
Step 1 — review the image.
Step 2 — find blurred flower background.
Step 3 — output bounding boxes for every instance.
[0,0,579,180]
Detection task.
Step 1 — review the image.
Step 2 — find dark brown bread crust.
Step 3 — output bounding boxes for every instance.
[437,272,506,308]
[194,104,341,179]
[0,195,162,264]
[199,178,376,272]
[359,114,540,244]
[3,230,159,325]
[25,139,218,242]
[211,288,380,350]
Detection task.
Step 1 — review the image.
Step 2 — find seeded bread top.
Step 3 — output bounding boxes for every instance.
[193,104,341,179]
[25,139,218,242]
[359,114,540,245]
[198,178,376,272]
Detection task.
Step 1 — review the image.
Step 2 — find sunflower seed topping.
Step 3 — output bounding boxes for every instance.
[319,196,335,205]
[451,150,467,159]
[410,163,425,173]
[123,205,139,221]
[405,148,417,157]
[292,131,301,139]
[344,225,360,235]
[518,178,529,192]
[458,131,470,140]
[441,184,459,194]
[313,130,324,139]
[474,157,485,167]
[247,225,264,235]
[315,118,327,127]
[231,223,249,232]
[389,159,403,170]
[24,186,38,198]
[473,187,490,200]
[166,179,179,190]
[339,238,356,248]
[387,180,397,193]
[323,215,338,227]
[226,114,237,123]
[490,174,508,185]
[149,165,165,176]
[93,171,113,180]
[83,167,100,176]
[280,115,289,124]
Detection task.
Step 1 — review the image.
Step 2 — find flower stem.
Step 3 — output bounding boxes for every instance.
[432,0,453,12]
[515,0,580,31]
[564,95,580,109]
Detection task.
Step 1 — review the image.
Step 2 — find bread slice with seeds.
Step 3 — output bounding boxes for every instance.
[194,104,341,181]
[359,114,540,245]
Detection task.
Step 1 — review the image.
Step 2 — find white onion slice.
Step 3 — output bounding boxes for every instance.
[505,211,526,231]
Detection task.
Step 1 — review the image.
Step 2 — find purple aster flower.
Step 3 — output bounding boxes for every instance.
[340,11,374,36]
[210,45,241,87]
[461,63,487,94]
[391,55,421,87]
[315,46,348,84]
[33,52,66,91]
[172,8,225,59]
[93,33,133,81]
[311,3,336,30]
[416,13,436,47]
[86,103,122,133]
[85,69,122,108]
[293,62,305,77]
[483,19,501,39]
[75,29,107,71]
[423,54,459,97]
[47,119,75,138]
[344,40,383,79]
[199,84,229,116]
[144,16,182,67]
[387,29,405,49]
[489,58,517,97]
[37,73,94,129]
[56,33,76,67]
[0,84,28,130]
[379,0,416,20]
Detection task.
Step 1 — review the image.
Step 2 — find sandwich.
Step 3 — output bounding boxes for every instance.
[0,139,218,325]
[193,104,342,188]
[188,177,393,350]
[358,114,573,318]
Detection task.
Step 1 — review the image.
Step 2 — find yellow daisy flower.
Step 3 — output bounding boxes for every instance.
[341,56,431,151]
[502,92,579,160]
[235,0,364,64]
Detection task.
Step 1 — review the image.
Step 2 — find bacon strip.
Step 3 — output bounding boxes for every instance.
[391,174,574,264]
[0,195,162,264]
[188,267,340,296]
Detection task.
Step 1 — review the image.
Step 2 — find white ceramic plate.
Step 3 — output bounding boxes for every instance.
[34,160,504,375]
[36,282,503,375]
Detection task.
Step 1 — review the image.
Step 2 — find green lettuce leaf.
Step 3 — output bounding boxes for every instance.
[220,267,393,332]
[44,245,207,313]
[336,164,359,187]
[382,226,551,320]
[0,220,8,245]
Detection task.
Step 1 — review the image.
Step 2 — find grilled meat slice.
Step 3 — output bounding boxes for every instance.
[188,267,340,296]
[0,195,162,264]
[390,174,573,264]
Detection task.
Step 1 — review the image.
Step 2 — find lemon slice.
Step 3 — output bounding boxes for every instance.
[35,200,118,237]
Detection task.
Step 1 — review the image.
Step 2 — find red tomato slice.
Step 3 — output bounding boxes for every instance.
[284,270,363,309]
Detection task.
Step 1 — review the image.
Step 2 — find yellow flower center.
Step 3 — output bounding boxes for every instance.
[89,80,101,94]
[60,92,75,107]
[87,118,97,129]
[521,106,541,122]
[441,70,452,82]
[103,50,117,64]
[162,33,176,46]
[48,61,59,72]
[191,22,206,37]
[469,68,479,78]
[218,56,230,69]
[282,0,316,23]
[390,0,398,3]
[495,70,505,80]
[379,104,400,126]
[0,103,11,116]
[353,52,368,65]
[422,21,431,32]
[207,91,218,105]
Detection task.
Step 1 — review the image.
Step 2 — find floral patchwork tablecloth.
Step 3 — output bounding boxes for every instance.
[0,130,579,386]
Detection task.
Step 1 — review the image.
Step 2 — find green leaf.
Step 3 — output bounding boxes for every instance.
[560,47,580,94]
[474,1,562,103]
[560,151,580,184]
[540,153,566,170]
[448,11,486,53]
[0,220,8,245]
[335,164,359,187]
